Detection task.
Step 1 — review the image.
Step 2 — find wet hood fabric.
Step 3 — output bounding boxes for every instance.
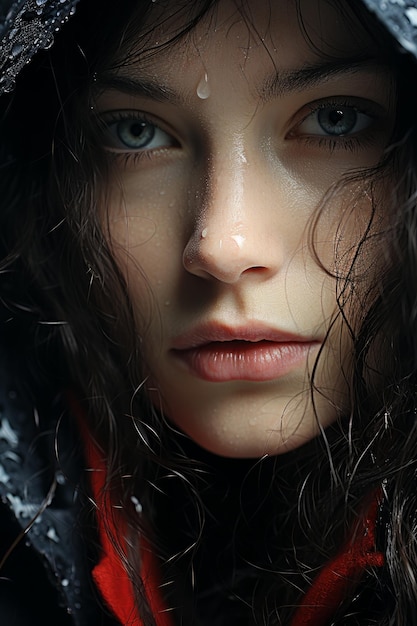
[362,0,417,58]
[0,0,79,93]
[0,0,417,95]
[0,349,103,625]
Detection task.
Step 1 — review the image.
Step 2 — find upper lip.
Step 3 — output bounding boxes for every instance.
[171,322,319,350]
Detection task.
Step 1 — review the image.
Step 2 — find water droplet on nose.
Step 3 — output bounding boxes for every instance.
[196,73,210,100]
[231,234,245,249]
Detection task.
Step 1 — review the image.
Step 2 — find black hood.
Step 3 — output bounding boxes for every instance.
[0,0,417,95]
[0,0,79,93]
[362,0,417,58]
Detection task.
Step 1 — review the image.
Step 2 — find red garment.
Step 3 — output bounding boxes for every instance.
[85,435,173,626]
[290,495,385,626]
[88,447,385,626]
[75,395,384,626]
[75,400,174,626]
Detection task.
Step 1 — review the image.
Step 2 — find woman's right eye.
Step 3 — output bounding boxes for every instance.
[101,114,177,153]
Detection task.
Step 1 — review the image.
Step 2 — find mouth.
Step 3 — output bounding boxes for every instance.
[171,324,321,382]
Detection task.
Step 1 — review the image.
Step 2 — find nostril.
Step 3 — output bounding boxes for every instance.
[242,265,268,275]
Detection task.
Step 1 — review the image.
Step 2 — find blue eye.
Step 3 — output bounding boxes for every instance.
[103,115,175,151]
[298,104,373,137]
[116,119,156,148]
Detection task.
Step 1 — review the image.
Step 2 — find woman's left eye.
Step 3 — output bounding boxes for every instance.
[293,103,374,139]
[102,115,176,152]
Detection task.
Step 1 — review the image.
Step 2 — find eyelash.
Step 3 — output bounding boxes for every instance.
[99,110,178,165]
[97,97,384,167]
[288,98,380,152]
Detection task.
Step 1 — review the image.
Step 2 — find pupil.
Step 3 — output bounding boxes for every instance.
[329,110,344,125]
[318,106,357,136]
[130,122,145,137]
[117,119,155,148]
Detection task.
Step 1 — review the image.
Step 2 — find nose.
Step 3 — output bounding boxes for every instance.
[183,155,281,284]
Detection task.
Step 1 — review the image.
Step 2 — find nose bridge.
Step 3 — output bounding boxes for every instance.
[205,139,248,238]
[183,134,279,283]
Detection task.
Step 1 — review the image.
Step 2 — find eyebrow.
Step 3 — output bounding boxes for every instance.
[95,56,389,105]
[95,74,187,105]
[259,57,389,101]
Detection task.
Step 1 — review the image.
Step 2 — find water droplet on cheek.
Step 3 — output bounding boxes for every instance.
[196,73,210,99]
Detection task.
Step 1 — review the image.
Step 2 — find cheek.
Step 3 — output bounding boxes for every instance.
[106,171,190,293]
[309,180,379,282]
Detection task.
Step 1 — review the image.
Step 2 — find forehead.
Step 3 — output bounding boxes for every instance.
[110,0,378,78]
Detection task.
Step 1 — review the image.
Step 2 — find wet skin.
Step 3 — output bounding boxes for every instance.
[95,0,395,457]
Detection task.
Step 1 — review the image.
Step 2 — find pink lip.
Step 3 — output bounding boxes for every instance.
[171,324,320,382]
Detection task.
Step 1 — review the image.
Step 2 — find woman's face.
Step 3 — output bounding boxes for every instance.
[95,0,394,457]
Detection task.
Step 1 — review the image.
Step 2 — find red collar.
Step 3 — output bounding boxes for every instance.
[290,494,385,626]
[85,437,173,626]
[74,395,384,626]
[89,453,384,626]
[73,394,173,626]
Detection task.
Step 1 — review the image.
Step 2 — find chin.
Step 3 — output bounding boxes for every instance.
[166,410,325,459]
[149,374,342,458]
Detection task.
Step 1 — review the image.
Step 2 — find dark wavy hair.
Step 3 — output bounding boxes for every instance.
[1,0,417,624]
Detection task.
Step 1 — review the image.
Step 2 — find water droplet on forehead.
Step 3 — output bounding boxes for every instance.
[196,73,210,100]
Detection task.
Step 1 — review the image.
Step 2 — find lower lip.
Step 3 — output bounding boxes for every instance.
[172,340,319,382]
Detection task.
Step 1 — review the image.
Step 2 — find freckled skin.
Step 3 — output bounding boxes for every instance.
[98,0,395,457]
